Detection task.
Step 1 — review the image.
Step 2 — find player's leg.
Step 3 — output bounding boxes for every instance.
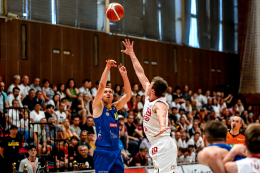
[150,137,178,173]
[93,149,115,173]
[109,149,124,173]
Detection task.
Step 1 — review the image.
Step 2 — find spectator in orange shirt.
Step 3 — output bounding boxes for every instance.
[226,116,245,144]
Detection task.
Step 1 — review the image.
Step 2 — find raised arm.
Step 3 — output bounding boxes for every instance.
[113,64,132,110]
[154,102,170,137]
[121,39,150,90]
[92,60,117,117]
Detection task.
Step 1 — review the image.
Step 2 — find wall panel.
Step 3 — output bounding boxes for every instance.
[0,19,240,94]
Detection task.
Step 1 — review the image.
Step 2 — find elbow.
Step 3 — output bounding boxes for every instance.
[99,83,106,89]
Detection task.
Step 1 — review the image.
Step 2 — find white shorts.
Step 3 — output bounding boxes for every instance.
[149,136,178,173]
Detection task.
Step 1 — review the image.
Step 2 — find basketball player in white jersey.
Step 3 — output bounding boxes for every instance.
[224,123,260,173]
[121,39,177,173]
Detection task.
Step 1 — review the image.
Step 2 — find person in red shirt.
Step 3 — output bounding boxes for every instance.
[226,116,245,144]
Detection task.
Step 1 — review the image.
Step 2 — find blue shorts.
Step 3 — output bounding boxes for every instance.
[93,147,124,173]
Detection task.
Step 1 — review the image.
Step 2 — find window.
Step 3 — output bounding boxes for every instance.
[175,0,182,44]
[189,0,199,48]
[51,0,56,24]
[219,0,223,51]
[234,0,238,52]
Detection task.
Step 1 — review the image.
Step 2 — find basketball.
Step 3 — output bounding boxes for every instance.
[106,3,124,21]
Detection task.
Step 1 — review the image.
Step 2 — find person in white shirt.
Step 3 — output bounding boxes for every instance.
[19,75,30,97]
[187,132,204,151]
[219,98,227,112]
[91,81,99,97]
[236,99,244,115]
[7,75,23,97]
[57,83,66,100]
[181,99,192,112]
[20,111,30,130]
[7,99,21,127]
[196,88,204,108]
[174,131,181,144]
[179,148,193,163]
[177,132,187,148]
[202,90,211,105]
[224,124,260,173]
[165,87,173,105]
[137,85,145,96]
[212,98,220,117]
[54,102,67,124]
[171,97,181,110]
[8,87,23,107]
[79,79,91,95]
[131,83,139,96]
[30,102,46,123]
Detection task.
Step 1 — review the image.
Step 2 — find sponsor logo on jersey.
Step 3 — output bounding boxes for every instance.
[98,134,101,140]
[114,112,118,120]
[110,130,117,139]
[106,112,109,116]
[109,123,117,127]
[8,142,19,146]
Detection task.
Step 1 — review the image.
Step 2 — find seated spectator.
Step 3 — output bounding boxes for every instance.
[125,114,143,156]
[208,110,217,121]
[54,102,67,124]
[127,96,138,110]
[6,100,21,127]
[71,93,87,124]
[139,135,151,157]
[173,86,185,104]
[188,120,199,138]
[70,116,81,139]
[8,87,23,107]
[61,97,71,117]
[181,85,190,100]
[179,148,194,163]
[119,115,128,150]
[176,107,187,122]
[212,98,220,117]
[181,99,192,112]
[62,119,73,140]
[45,117,64,148]
[228,104,237,117]
[78,131,93,156]
[171,97,181,110]
[42,79,54,101]
[35,90,45,109]
[191,100,199,111]
[30,117,52,155]
[79,79,91,95]
[132,83,139,97]
[202,98,213,112]
[30,77,42,92]
[22,89,36,111]
[69,136,79,161]
[174,131,181,144]
[176,117,187,133]
[57,83,66,100]
[169,107,178,125]
[7,75,23,97]
[165,86,173,105]
[91,81,99,97]
[236,99,244,115]
[219,99,227,113]
[187,132,204,152]
[83,94,92,116]
[18,145,39,173]
[19,75,30,97]
[86,131,96,150]
[81,116,95,134]
[65,78,79,102]
[51,84,57,93]
[30,102,45,123]
[20,111,30,131]
[114,84,121,95]
[44,104,55,121]
[54,141,68,169]
[76,145,94,170]
[129,146,148,166]
[138,84,145,96]
[0,82,9,109]
[47,94,60,110]
[177,132,188,148]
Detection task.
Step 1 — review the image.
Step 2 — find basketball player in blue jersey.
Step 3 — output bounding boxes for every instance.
[92,59,132,173]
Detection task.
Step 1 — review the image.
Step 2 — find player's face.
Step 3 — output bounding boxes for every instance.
[102,88,114,103]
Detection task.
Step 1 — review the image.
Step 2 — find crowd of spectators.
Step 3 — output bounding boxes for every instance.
[0,75,259,172]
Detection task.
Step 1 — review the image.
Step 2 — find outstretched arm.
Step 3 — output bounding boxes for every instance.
[92,60,117,118]
[121,39,150,91]
[113,64,132,110]
[154,102,170,137]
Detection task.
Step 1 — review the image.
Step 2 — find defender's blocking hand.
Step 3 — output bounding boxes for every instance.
[121,39,134,55]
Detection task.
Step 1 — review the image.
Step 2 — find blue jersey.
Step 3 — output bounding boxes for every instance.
[208,143,245,161]
[94,105,119,149]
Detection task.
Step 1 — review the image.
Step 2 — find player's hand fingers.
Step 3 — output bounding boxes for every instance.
[132,41,134,47]
[125,39,128,45]
[122,41,127,47]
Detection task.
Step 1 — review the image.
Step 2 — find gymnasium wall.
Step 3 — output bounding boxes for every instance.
[0,19,239,92]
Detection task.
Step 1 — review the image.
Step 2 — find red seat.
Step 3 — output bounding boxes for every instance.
[48,166,54,169]
[19,148,28,154]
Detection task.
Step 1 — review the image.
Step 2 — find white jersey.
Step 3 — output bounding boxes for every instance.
[236,157,260,173]
[143,96,170,143]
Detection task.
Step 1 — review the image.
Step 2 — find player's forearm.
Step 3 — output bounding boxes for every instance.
[100,65,110,87]
[157,114,167,128]
[121,75,132,97]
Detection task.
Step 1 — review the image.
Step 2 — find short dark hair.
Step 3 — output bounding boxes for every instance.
[46,104,54,109]
[87,131,94,135]
[245,124,260,154]
[72,116,80,120]
[194,132,200,136]
[33,101,41,107]
[42,79,49,85]
[13,87,20,93]
[61,98,67,102]
[152,76,168,97]
[36,90,42,95]
[29,145,37,150]
[133,109,139,113]
[140,146,147,152]
[204,120,227,144]
[87,116,93,120]
[82,79,90,84]
[70,136,78,142]
[12,99,19,104]
[29,89,35,93]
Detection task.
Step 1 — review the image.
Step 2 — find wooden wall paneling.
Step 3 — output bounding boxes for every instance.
[112,35,124,86]
[191,48,201,91]
[29,22,41,80]
[181,46,192,89]
[201,50,210,92]
[81,30,93,82]
[157,42,167,83]
[51,25,62,85]
[165,44,177,88]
